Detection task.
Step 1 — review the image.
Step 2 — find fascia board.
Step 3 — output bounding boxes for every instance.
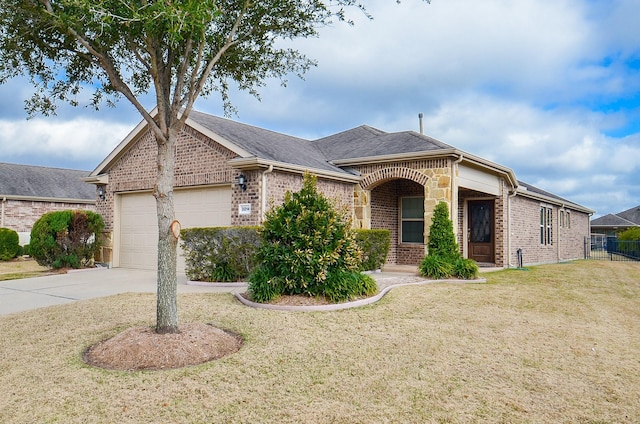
[81,174,109,185]
[90,109,253,178]
[331,148,519,190]
[229,157,361,183]
[89,115,152,176]
[0,194,95,204]
[515,188,594,214]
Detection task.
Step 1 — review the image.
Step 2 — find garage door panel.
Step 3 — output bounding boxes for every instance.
[119,187,231,271]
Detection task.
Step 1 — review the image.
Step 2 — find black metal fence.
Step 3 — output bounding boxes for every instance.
[585,236,640,262]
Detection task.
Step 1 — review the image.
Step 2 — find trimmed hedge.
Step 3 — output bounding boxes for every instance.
[0,228,20,261]
[29,210,104,269]
[181,226,261,282]
[354,229,390,271]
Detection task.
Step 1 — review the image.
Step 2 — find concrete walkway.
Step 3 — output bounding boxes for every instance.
[0,268,246,316]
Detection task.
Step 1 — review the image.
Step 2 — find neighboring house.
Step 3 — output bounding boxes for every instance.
[85,110,593,271]
[591,205,640,237]
[0,162,96,245]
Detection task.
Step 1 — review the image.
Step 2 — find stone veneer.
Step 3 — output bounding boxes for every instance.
[351,158,454,265]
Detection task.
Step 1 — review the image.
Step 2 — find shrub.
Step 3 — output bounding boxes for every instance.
[29,210,104,269]
[355,229,391,271]
[618,227,640,241]
[181,227,260,282]
[419,255,453,279]
[427,201,460,260]
[419,201,479,280]
[249,173,375,303]
[0,228,20,261]
[453,257,479,280]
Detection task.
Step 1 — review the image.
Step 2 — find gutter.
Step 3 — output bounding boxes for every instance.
[229,157,361,183]
[0,194,95,204]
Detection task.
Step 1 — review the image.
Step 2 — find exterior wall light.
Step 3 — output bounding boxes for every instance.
[237,174,247,191]
[97,184,106,201]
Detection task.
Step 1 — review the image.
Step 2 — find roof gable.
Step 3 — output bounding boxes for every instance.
[313,125,454,161]
[0,162,94,201]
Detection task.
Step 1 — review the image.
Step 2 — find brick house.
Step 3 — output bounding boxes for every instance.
[85,110,593,271]
[0,162,96,245]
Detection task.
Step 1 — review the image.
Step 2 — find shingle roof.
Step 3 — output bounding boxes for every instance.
[591,213,637,227]
[616,205,640,225]
[313,125,454,161]
[591,205,640,227]
[188,111,344,173]
[0,162,94,200]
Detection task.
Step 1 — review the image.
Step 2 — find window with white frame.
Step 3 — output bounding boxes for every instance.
[540,206,553,245]
[401,197,424,244]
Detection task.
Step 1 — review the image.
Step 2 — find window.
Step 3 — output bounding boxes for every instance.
[566,211,571,228]
[540,206,553,245]
[401,197,424,243]
[560,210,565,228]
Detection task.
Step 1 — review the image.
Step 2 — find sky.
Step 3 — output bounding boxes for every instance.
[1,0,639,218]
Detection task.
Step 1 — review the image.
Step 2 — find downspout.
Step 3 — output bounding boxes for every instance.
[558,203,564,263]
[261,165,274,222]
[507,188,517,268]
[1,197,6,228]
[451,154,463,253]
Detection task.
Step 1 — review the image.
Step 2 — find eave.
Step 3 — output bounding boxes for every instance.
[229,157,361,184]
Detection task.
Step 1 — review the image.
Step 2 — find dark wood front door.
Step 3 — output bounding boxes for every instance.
[468,200,495,264]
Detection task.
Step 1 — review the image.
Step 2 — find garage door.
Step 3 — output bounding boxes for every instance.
[118,186,232,271]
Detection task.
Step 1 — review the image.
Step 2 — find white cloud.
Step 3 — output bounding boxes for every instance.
[0,117,131,169]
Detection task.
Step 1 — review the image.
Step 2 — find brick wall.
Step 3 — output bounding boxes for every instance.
[507,196,588,266]
[98,126,238,231]
[2,199,95,244]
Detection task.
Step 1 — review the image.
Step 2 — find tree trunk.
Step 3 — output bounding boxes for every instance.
[154,129,179,334]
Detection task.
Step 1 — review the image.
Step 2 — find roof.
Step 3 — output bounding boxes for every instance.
[188,111,344,174]
[313,125,454,161]
[591,205,640,227]
[0,162,94,202]
[516,181,593,214]
[90,109,591,213]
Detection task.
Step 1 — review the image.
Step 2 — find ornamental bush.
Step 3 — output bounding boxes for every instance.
[249,173,377,303]
[29,210,104,269]
[181,226,260,282]
[354,229,391,271]
[0,228,20,261]
[419,201,478,280]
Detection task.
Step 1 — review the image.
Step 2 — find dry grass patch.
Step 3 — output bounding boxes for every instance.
[0,260,638,423]
[0,257,49,280]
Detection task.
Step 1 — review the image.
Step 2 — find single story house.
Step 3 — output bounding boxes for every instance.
[85,110,593,271]
[0,162,96,245]
[591,205,640,237]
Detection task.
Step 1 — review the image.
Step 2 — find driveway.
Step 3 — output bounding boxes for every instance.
[0,268,246,316]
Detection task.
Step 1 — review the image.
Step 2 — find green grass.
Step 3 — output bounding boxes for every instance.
[0,258,49,281]
[1,260,639,423]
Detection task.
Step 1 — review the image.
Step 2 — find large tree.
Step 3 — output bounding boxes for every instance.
[0,0,372,333]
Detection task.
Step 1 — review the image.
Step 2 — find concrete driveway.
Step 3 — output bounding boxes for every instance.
[0,268,246,316]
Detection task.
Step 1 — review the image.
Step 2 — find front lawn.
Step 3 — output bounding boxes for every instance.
[0,258,49,281]
[0,260,638,423]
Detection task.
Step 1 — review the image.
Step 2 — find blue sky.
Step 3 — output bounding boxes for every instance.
[1,0,639,218]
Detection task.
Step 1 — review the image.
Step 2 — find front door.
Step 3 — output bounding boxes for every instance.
[468,200,495,264]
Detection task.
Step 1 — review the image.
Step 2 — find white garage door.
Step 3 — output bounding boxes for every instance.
[118,186,231,271]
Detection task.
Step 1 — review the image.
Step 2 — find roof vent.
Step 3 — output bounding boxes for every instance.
[418,112,424,135]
